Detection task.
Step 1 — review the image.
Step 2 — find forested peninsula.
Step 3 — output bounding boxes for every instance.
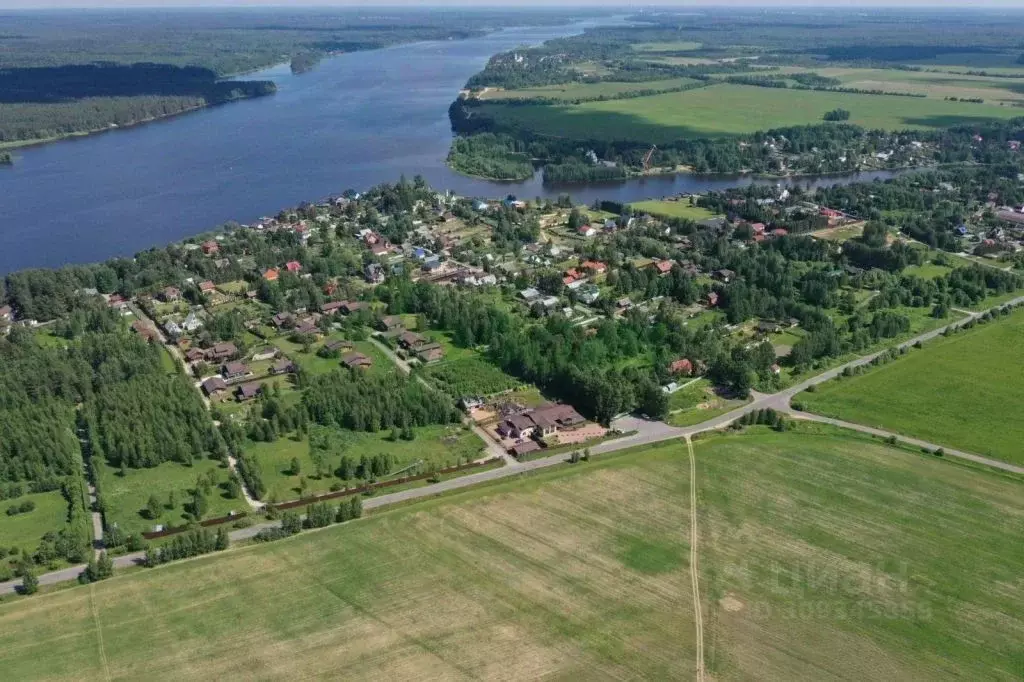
[0,64,275,147]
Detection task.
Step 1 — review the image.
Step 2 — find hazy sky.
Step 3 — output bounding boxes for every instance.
[5,0,1024,8]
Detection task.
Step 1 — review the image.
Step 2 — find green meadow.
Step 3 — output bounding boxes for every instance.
[801,308,1024,465]
[481,83,1019,143]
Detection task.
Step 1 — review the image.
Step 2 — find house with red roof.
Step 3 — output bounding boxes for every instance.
[263,268,279,282]
[653,260,673,276]
[201,240,219,255]
[285,261,302,273]
[669,358,694,376]
[581,260,607,274]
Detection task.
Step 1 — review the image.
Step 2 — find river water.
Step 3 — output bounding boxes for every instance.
[0,19,910,273]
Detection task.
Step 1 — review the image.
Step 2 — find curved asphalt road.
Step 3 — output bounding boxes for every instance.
[3,297,1021,595]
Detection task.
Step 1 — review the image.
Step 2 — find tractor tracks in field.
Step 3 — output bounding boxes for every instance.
[686,436,706,682]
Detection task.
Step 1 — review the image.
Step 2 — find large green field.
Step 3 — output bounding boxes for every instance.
[0,429,1020,679]
[481,77,700,101]
[630,199,721,221]
[817,66,1024,104]
[802,309,1024,465]
[481,83,1020,143]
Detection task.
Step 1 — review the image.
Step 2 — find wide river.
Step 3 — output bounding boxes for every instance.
[0,18,909,273]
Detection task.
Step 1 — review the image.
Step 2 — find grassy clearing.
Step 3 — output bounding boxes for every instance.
[481,83,1020,143]
[667,380,748,426]
[2,429,1020,679]
[96,457,241,536]
[0,490,70,552]
[246,423,488,502]
[422,356,523,396]
[801,308,1024,464]
[903,262,954,279]
[482,77,699,101]
[630,199,720,221]
[631,40,703,52]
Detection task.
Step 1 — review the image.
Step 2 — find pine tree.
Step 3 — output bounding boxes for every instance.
[146,494,162,520]
[349,496,362,519]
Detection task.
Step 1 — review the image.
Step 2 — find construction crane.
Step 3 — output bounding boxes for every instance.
[642,145,658,171]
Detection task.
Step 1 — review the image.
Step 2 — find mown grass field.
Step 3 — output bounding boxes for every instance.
[481,77,699,101]
[481,83,1020,143]
[802,308,1024,465]
[817,66,1024,104]
[1,429,1020,679]
[630,199,720,221]
[246,423,487,501]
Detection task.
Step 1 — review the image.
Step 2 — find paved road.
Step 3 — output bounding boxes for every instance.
[4,296,1021,595]
[786,412,1024,474]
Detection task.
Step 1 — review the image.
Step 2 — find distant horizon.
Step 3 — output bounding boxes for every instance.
[7,1,1024,10]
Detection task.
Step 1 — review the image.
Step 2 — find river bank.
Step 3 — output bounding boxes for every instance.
[0,17,909,274]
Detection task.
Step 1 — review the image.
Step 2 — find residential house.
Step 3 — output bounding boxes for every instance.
[712,269,735,283]
[577,224,597,237]
[496,413,538,440]
[377,315,405,333]
[653,260,674,276]
[706,291,719,307]
[398,331,427,350]
[163,321,183,338]
[509,441,541,458]
[106,294,128,311]
[323,339,353,353]
[364,263,385,284]
[161,286,181,302]
[285,260,302,274]
[181,311,203,333]
[529,403,586,437]
[519,288,541,302]
[342,352,373,370]
[772,228,789,237]
[186,348,207,363]
[198,281,216,294]
[270,359,295,375]
[422,256,443,273]
[271,312,293,329]
[320,301,346,315]
[340,301,364,315]
[237,383,262,401]
[294,318,320,336]
[207,342,238,362]
[616,297,632,310]
[669,358,694,376]
[202,376,228,398]
[757,321,782,335]
[263,268,280,282]
[415,343,445,363]
[201,240,220,255]
[581,260,607,274]
[221,362,252,382]
[0,305,14,323]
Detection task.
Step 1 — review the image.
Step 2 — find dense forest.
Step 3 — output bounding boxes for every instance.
[0,8,594,146]
[0,64,275,144]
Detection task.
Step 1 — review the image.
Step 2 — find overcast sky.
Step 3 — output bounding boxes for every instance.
[5,1,1024,9]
